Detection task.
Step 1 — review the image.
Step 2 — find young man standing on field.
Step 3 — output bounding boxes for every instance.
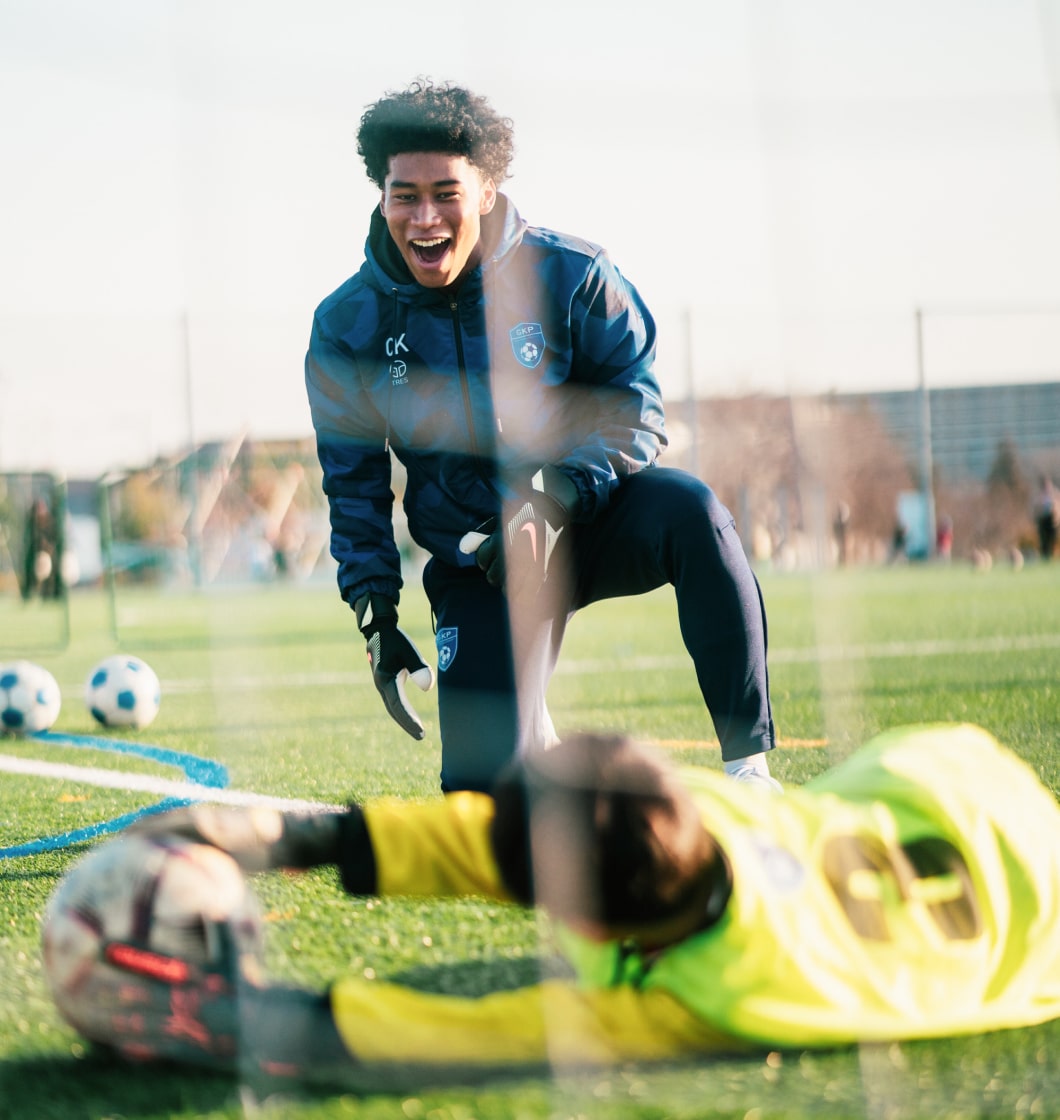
[304,79,778,793]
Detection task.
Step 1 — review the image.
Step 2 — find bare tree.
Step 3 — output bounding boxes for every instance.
[672,394,912,565]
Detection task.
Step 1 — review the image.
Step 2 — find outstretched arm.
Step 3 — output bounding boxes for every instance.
[360,792,509,899]
[128,790,512,901]
[327,977,746,1069]
[97,947,742,1081]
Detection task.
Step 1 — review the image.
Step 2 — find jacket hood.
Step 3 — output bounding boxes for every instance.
[361,194,527,300]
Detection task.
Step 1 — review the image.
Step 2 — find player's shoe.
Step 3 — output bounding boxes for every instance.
[727,764,783,793]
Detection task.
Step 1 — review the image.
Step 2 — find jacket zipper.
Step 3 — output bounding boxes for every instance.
[451,292,504,503]
[450,297,480,461]
[385,288,402,452]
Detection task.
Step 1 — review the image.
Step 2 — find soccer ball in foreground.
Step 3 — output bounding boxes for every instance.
[41,832,264,1055]
[85,654,161,729]
[0,659,61,734]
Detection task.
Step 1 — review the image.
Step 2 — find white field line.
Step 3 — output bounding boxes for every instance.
[122,632,1060,694]
[11,631,1056,822]
[769,632,1060,662]
[0,753,342,813]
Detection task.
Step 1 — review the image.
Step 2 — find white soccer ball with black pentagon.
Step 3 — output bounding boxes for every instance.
[41,832,263,1054]
[0,659,61,734]
[85,654,161,729]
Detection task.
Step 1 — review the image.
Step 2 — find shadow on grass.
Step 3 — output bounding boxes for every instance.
[0,1050,243,1120]
[0,865,69,883]
[7,959,1060,1120]
[6,1021,1060,1120]
[0,1040,763,1120]
[0,958,730,1119]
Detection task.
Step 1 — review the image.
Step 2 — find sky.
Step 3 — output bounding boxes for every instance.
[2,0,1060,477]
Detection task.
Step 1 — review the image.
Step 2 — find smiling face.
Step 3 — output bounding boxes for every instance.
[380,152,497,289]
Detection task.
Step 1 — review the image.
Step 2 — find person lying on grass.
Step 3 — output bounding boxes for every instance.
[66,723,1060,1080]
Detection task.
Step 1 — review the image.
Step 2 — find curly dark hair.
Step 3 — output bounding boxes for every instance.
[356,78,515,189]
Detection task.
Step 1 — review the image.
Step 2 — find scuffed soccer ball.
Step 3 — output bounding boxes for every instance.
[84,654,161,730]
[0,659,62,734]
[41,832,263,1053]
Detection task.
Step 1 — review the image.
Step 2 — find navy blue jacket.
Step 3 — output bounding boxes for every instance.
[305,196,667,608]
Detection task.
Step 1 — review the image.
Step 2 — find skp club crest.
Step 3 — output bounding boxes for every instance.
[510,322,545,369]
[436,627,459,671]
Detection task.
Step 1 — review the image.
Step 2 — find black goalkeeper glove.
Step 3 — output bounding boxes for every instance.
[91,926,351,1079]
[86,920,248,1069]
[354,593,435,740]
[459,465,579,600]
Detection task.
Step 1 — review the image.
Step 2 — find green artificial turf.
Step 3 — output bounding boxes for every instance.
[1,562,1059,1119]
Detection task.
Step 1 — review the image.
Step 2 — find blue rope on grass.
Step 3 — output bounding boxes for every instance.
[0,730,229,859]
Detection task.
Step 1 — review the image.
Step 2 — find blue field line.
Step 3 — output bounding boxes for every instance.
[0,731,229,860]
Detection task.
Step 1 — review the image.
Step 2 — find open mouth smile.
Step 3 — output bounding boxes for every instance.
[410,237,451,264]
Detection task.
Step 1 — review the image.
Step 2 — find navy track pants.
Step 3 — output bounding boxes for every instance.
[423,467,775,793]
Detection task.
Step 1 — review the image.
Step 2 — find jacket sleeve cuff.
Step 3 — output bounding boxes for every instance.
[335,805,378,895]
